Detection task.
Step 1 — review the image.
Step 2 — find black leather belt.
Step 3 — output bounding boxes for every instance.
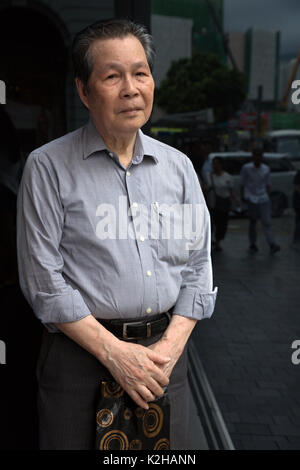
[97,312,171,340]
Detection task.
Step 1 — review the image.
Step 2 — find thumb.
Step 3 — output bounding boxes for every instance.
[147,349,170,364]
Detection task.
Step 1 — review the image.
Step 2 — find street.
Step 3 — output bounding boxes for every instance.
[191,209,300,450]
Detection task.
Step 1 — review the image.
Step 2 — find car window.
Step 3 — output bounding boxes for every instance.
[264,158,294,172]
[274,137,300,156]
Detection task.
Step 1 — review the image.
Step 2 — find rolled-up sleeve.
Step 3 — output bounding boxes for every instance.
[172,158,218,320]
[16,152,91,332]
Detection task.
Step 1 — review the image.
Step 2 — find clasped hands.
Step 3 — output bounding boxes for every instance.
[103,337,179,410]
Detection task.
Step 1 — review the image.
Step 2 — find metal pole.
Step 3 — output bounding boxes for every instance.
[256,85,263,136]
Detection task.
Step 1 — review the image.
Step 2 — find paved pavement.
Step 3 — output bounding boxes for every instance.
[191,209,300,450]
[187,384,209,450]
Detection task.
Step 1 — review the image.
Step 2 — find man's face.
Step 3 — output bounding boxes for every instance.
[252,149,263,166]
[76,35,154,137]
[201,142,213,158]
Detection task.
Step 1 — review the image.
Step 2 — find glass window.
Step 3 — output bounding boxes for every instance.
[275,137,300,156]
[264,158,294,172]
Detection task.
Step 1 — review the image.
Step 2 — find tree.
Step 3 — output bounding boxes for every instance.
[155,53,246,122]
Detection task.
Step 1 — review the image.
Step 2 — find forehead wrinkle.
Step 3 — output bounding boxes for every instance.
[89,36,149,70]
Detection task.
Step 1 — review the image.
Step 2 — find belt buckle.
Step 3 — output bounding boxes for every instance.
[122,320,144,340]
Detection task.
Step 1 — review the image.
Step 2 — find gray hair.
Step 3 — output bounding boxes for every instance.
[72,18,155,91]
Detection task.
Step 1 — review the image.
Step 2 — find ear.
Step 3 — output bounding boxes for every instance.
[75,78,90,110]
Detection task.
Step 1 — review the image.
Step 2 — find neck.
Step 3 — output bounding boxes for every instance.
[104,133,137,158]
[92,119,137,166]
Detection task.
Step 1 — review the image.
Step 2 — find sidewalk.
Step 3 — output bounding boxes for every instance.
[187,382,209,450]
[191,210,300,450]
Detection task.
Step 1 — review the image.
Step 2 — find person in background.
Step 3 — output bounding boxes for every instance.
[208,157,239,252]
[200,138,214,188]
[240,147,280,254]
[292,170,300,246]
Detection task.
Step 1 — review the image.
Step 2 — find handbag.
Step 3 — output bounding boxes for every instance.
[95,380,170,450]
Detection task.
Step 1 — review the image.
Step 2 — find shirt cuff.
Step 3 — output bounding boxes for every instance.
[172,287,218,320]
[43,311,91,333]
[33,289,92,333]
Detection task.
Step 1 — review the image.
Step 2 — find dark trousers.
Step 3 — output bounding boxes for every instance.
[212,209,229,241]
[247,201,276,246]
[37,328,189,450]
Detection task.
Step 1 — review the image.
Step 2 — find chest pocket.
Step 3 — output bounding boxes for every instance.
[149,202,190,266]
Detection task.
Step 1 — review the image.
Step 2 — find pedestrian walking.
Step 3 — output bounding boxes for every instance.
[240,148,280,254]
[207,157,239,251]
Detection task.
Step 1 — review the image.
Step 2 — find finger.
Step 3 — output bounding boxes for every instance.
[128,388,149,410]
[150,364,170,387]
[147,349,170,364]
[146,378,165,398]
[136,385,156,403]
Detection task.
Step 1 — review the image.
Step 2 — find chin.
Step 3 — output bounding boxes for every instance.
[119,113,149,128]
[120,121,148,134]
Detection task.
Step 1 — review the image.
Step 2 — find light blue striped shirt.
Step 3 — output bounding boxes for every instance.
[17,120,217,333]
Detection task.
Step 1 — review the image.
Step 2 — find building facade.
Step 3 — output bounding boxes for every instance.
[0,0,224,155]
[245,28,280,103]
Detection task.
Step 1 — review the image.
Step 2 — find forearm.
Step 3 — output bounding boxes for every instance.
[153,314,197,362]
[148,314,197,379]
[53,314,119,363]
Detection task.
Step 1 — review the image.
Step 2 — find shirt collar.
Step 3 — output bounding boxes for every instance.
[250,162,264,170]
[82,119,107,160]
[82,119,158,164]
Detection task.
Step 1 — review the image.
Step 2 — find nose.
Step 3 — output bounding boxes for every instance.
[121,74,139,98]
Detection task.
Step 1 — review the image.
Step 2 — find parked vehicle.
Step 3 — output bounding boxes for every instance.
[207,152,296,217]
[264,130,300,170]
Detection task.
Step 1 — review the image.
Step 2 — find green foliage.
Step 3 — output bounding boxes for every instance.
[155,53,246,121]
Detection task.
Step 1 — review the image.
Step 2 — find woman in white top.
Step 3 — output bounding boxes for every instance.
[208,157,239,251]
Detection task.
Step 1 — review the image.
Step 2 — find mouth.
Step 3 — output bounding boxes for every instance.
[120,108,142,115]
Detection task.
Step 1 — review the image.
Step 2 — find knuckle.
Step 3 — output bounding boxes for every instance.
[135,371,145,382]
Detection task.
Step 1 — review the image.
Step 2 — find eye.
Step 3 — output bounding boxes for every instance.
[106,74,117,79]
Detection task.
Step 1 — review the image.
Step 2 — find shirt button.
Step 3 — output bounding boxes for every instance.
[126,171,131,176]
[146,270,152,277]
[140,236,145,242]
[108,152,113,158]
[146,307,152,314]
[132,202,138,208]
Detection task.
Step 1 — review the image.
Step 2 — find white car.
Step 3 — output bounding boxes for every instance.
[264,130,300,170]
[206,152,297,217]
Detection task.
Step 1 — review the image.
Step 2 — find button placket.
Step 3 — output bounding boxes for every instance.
[125,172,158,317]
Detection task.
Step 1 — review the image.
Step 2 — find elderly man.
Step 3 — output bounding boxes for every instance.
[240,147,280,254]
[17,19,217,450]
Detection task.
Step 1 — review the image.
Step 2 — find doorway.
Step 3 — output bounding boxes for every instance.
[0,5,69,156]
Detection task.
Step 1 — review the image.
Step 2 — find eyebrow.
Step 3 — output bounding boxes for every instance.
[102,61,149,71]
